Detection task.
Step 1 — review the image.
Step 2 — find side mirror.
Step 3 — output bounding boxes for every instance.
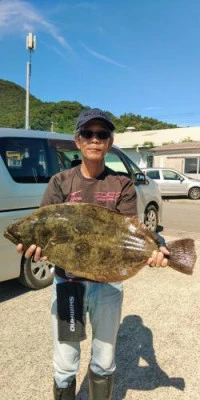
[176,175,184,182]
[134,172,148,185]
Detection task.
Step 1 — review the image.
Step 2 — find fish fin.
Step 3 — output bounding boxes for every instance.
[167,239,197,275]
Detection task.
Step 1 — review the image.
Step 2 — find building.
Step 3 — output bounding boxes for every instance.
[151,142,200,179]
[114,126,200,178]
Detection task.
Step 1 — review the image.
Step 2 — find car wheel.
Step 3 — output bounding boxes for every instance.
[144,204,158,232]
[18,256,54,289]
[188,187,200,200]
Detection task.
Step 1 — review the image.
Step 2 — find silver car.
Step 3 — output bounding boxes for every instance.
[0,128,162,289]
[143,168,200,200]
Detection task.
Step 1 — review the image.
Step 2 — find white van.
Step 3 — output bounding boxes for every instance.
[0,128,162,289]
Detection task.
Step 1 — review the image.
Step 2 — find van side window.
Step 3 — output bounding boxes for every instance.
[0,137,49,183]
[56,150,82,171]
[56,151,72,171]
[48,139,82,172]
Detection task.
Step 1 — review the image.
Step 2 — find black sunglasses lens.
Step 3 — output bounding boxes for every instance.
[80,130,93,139]
[80,130,111,139]
[98,131,111,139]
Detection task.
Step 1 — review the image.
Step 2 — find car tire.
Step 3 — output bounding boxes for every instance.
[144,204,158,232]
[188,187,200,200]
[18,256,54,290]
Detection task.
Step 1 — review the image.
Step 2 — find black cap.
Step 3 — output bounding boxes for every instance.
[76,108,115,131]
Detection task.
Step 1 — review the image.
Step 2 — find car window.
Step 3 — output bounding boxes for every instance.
[123,156,141,175]
[0,137,49,183]
[57,150,82,171]
[147,170,160,179]
[55,147,129,175]
[47,139,82,171]
[105,152,128,174]
[162,170,181,180]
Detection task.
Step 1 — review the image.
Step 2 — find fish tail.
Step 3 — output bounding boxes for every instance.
[167,238,197,275]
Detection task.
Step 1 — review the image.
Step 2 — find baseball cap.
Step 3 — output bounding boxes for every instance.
[76,108,115,131]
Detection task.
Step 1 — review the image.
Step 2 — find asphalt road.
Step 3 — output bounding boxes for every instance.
[161,199,200,239]
[0,199,200,400]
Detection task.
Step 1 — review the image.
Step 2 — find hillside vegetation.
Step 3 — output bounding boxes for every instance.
[0,79,177,133]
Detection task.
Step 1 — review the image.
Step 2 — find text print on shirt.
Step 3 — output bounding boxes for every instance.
[69,190,120,203]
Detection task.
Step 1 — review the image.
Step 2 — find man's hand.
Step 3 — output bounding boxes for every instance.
[147,246,170,268]
[17,244,47,262]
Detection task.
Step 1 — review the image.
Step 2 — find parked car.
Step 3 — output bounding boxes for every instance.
[0,128,162,289]
[142,167,200,199]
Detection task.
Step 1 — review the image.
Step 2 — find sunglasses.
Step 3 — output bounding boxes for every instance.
[79,129,111,140]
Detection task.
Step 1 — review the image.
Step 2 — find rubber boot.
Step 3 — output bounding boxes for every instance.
[53,379,76,399]
[88,367,114,400]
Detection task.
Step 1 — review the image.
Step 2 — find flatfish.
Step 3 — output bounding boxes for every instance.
[4,203,197,282]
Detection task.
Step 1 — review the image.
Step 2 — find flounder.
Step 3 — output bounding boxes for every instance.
[4,203,197,282]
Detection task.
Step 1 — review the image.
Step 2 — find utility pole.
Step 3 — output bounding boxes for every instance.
[25,33,36,130]
[51,121,58,132]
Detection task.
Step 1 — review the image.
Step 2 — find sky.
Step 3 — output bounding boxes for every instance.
[1,0,200,127]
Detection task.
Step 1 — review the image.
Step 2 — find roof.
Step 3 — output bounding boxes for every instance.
[0,127,73,140]
[152,141,200,152]
[114,126,200,148]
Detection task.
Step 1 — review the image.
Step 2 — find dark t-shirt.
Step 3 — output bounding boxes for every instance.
[40,165,137,280]
[41,165,137,215]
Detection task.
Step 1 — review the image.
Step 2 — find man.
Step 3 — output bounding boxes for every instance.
[17,108,169,400]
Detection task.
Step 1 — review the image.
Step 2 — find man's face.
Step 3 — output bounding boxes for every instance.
[74,120,113,162]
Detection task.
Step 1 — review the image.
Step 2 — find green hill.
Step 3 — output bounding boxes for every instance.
[0,79,177,132]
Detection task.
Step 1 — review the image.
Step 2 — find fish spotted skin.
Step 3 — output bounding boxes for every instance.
[4,203,197,282]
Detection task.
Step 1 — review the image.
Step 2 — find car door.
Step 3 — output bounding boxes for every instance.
[145,169,162,190]
[161,170,188,195]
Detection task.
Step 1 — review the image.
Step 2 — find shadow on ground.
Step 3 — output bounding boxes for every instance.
[0,279,30,302]
[76,315,185,399]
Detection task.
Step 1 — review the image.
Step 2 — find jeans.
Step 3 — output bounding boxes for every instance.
[51,276,123,388]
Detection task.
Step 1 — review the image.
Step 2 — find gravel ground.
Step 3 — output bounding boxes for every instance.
[1,235,200,400]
